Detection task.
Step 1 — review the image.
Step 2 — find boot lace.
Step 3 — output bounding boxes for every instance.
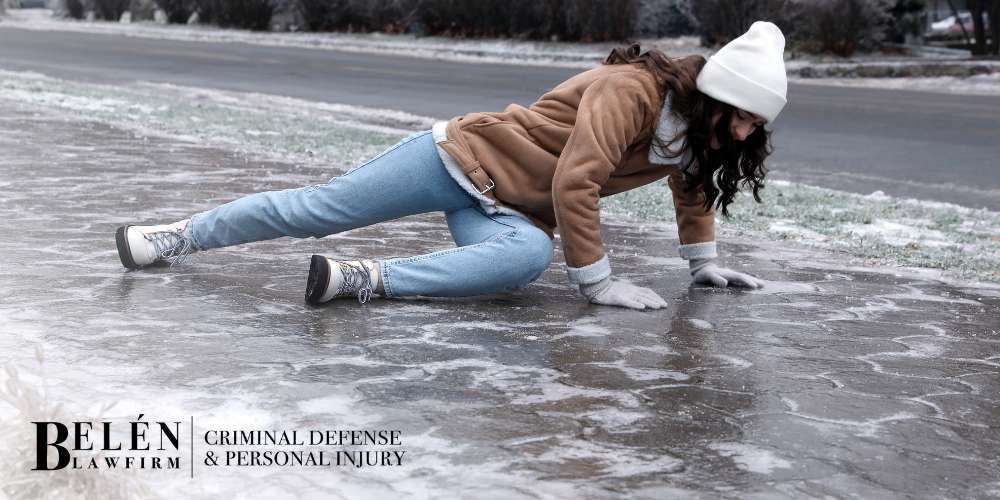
[145,224,194,267]
[337,261,374,304]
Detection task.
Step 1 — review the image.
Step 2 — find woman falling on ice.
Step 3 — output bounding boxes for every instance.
[115,22,787,311]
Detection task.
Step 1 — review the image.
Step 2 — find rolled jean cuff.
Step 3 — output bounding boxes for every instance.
[379,259,395,299]
[566,254,611,285]
[187,213,207,251]
[678,241,717,260]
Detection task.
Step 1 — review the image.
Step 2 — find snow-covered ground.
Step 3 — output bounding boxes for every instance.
[605,180,999,284]
[1,69,995,285]
[3,8,999,96]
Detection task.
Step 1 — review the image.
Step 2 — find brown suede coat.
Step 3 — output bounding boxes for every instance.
[437,60,715,269]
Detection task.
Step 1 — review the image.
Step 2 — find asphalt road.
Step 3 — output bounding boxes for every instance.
[1,27,997,210]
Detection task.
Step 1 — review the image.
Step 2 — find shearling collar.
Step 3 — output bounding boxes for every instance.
[648,93,693,168]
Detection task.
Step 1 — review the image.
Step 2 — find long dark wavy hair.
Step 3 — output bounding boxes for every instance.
[603,44,772,217]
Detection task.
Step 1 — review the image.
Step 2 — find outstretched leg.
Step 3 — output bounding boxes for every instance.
[189,131,473,250]
[118,131,474,269]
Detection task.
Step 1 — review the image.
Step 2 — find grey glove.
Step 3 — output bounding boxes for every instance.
[689,258,764,289]
[579,276,668,310]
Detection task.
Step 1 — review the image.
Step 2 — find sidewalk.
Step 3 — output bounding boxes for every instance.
[1,87,998,498]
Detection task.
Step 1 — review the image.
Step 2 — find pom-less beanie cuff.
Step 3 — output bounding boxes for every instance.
[696,58,787,124]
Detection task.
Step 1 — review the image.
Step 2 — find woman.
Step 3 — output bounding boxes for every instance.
[115,21,787,311]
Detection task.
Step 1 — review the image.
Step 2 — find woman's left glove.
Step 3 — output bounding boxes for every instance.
[689,258,764,289]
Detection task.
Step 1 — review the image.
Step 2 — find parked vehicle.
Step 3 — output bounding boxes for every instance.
[926,11,991,40]
[7,0,49,7]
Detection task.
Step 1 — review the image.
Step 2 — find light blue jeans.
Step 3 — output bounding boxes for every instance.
[188,130,554,298]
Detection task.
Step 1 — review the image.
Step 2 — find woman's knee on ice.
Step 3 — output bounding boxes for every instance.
[498,227,553,290]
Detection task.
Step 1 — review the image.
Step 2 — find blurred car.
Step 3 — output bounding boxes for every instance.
[10,0,49,7]
[927,11,990,40]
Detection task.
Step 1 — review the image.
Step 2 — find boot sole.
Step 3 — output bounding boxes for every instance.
[305,254,331,305]
[115,225,140,270]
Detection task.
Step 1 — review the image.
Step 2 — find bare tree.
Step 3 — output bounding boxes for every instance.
[965,0,999,55]
[989,0,1000,54]
[968,0,987,54]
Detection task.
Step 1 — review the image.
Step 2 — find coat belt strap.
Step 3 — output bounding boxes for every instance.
[435,131,498,201]
[464,165,496,198]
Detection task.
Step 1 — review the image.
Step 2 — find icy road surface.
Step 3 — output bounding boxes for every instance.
[0,100,998,499]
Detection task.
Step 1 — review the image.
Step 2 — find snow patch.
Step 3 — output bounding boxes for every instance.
[550,319,612,340]
[843,219,952,248]
[710,354,753,369]
[687,318,714,329]
[710,442,793,474]
[769,220,829,241]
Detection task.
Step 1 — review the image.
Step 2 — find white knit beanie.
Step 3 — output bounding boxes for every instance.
[696,21,788,123]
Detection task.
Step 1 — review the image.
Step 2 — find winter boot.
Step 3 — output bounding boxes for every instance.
[305,255,379,305]
[115,219,197,270]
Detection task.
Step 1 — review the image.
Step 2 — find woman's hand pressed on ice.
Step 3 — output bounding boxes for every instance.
[689,258,764,289]
[579,277,668,310]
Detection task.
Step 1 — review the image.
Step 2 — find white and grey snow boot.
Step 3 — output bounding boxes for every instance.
[305,255,379,305]
[115,219,197,270]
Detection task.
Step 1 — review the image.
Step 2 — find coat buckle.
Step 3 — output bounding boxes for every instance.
[478,178,495,194]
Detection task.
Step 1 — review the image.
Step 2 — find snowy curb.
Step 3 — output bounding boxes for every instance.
[791,61,1000,79]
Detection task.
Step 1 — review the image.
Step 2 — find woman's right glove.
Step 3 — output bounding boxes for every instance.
[689,258,764,288]
[579,276,668,310]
